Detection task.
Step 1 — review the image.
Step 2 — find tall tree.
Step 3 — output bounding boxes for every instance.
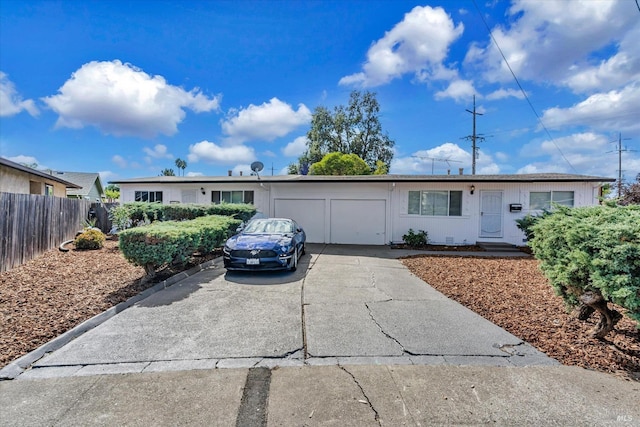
[292,90,394,174]
[160,168,175,176]
[175,158,187,176]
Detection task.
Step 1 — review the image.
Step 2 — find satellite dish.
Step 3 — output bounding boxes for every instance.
[251,161,264,173]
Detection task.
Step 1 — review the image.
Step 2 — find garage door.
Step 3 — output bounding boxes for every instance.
[274,199,325,243]
[330,200,386,245]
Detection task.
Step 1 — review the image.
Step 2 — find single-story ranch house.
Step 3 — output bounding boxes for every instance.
[111,173,614,247]
[0,157,81,197]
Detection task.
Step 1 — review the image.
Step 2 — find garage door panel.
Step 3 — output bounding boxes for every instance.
[274,199,325,243]
[330,200,386,245]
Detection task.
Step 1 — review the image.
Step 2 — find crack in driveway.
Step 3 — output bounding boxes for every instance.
[339,365,382,426]
[364,302,410,355]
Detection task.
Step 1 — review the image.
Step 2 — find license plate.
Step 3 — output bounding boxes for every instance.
[246,258,260,265]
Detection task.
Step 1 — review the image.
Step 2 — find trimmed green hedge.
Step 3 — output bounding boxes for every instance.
[530,205,640,331]
[118,215,241,275]
[109,202,256,230]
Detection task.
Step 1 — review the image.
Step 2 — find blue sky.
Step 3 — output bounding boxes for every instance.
[1,0,639,184]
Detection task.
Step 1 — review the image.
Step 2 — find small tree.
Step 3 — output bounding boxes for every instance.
[104,184,120,202]
[619,174,640,205]
[530,205,640,338]
[309,152,371,175]
[160,168,175,176]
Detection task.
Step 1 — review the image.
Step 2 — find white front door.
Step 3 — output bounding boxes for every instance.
[479,191,503,238]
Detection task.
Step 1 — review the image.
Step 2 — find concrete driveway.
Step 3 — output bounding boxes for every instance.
[18,244,553,379]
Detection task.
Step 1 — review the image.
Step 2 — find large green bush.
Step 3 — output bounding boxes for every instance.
[530,205,640,337]
[118,215,241,276]
[109,202,256,231]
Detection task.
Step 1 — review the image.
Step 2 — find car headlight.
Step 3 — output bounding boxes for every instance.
[279,245,291,255]
[223,245,231,255]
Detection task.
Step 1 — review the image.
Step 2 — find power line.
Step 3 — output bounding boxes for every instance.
[471,0,577,173]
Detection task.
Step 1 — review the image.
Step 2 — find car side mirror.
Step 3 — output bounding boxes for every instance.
[236,223,245,233]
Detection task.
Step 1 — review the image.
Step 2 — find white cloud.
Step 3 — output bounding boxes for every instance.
[143,144,173,160]
[391,142,501,175]
[6,154,40,166]
[517,132,625,177]
[540,84,640,133]
[485,88,525,101]
[187,140,256,164]
[465,0,638,89]
[0,72,39,117]
[434,79,476,102]
[98,170,116,183]
[42,60,221,138]
[339,5,463,87]
[186,171,204,177]
[112,155,128,168]
[232,164,253,176]
[282,136,308,157]
[221,98,311,144]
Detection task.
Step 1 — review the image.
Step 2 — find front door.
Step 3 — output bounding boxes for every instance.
[480,191,503,238]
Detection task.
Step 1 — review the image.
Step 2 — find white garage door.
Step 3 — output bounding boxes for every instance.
[330,199,386,245]
[274,199,325,243]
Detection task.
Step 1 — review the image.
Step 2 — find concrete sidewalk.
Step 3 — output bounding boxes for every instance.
[2,365,638,426]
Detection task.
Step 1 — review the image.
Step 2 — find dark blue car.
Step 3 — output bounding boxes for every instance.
[223,218,306,271]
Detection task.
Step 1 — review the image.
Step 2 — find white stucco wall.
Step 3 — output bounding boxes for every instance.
[118,179,603,246]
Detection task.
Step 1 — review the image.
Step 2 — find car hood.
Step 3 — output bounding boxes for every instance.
[226,233,293,251]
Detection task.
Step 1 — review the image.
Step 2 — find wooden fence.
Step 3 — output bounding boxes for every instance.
[0,193,92,272]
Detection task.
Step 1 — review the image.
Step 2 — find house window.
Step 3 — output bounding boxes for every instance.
[529,191,574,210]
[408,190,462,216]
[211,190,254,204]
[135,191,163,203]
[44,184,54,196]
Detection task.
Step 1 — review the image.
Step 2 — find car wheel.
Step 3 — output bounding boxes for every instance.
[289,247,298,271]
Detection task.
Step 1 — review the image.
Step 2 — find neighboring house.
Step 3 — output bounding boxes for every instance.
[111,173,614,246]
[0,157,80,197]
[53,171,105,201]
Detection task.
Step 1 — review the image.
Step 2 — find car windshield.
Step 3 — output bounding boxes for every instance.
[243,219,294,234]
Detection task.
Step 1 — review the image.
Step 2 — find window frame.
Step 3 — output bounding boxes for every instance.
[211,190,254,205]
[407,190,463,217]
[134,191,163,203]
[529,191,574,210]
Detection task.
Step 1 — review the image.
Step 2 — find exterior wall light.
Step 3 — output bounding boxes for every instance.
[200,187,206,195]
[470,185,475,195]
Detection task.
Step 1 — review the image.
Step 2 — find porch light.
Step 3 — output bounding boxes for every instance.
[470,185,475,195]
[200,187,206,195]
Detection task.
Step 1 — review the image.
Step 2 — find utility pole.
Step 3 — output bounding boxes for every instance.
[463,95,485,175]
[609,133,633,198]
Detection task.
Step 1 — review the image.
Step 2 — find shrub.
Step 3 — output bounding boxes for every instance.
[109,202,256,231]
[118,215,241,276]
[515,210,550,241]
[75,228,106,250]
[530,205,640,338]
[402,229,428,247]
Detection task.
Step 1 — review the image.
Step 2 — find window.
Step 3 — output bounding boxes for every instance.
[44,184,54,196]
[529,191,574,210]
[211,190,254,204]
[135,191,163,203]
[408,190,462,216]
